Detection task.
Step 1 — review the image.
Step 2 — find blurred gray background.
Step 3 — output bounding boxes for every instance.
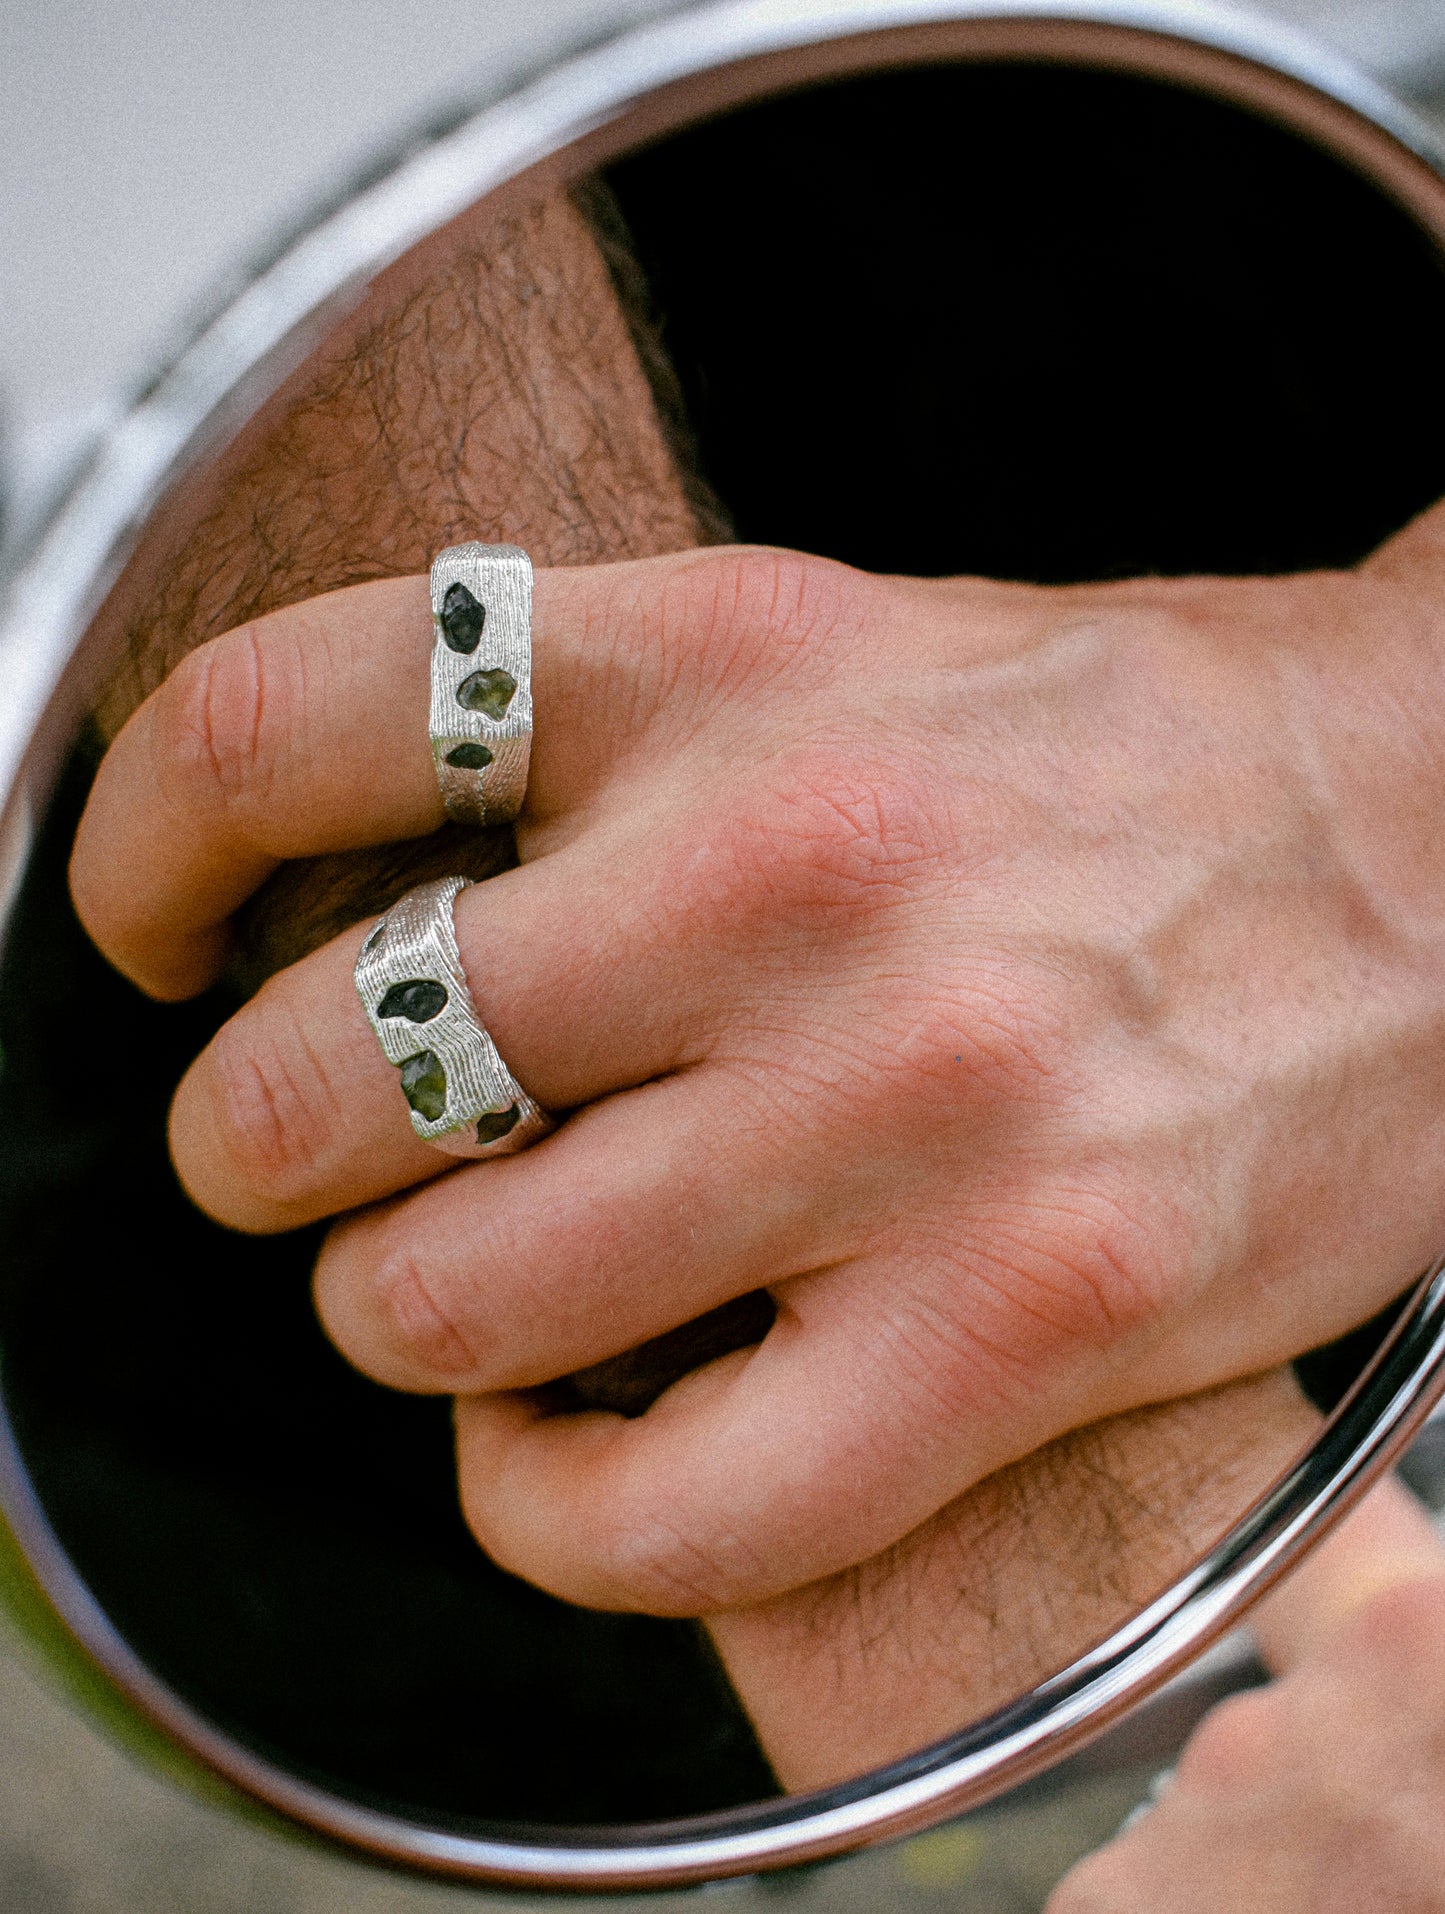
[3,0,1445,1907]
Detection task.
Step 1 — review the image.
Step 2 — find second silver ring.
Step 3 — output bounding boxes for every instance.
[356,875,551,1160]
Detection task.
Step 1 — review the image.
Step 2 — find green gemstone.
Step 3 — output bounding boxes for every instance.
[440,582,485,653]
[456,667,517,720]
[475,1104,521,1146]
[376,979,448,1023]
[445,741,493,770]
[400,1051,448,1123]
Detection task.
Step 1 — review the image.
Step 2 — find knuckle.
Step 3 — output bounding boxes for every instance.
[662,547,862,689]
[753,953,1079,1150]
[370,1244,485,1380]
[158,621,295,825]
[911,953,1077,1105]
[202,998,340,1205]
[1013,1179,1173,1351]
[1017,1170,1179,1345]
[689,749,943,935]
[896,1173,1179,1410]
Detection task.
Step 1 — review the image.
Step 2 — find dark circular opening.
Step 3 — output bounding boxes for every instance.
[608,60,1445,580]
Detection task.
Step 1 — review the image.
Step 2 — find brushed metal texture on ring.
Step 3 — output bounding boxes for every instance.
[355,873,550,1158]
[429,543,533,825]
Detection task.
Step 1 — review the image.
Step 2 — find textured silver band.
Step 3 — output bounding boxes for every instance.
[429,542,533,825]
[355,874,551,1159]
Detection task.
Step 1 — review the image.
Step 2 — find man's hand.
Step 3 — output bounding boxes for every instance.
[69,502,1445,1613]
[1047,1474,1445,1914]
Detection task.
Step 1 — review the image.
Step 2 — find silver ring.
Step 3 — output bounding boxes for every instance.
[355,874,551,1159]
[429,542,533,825]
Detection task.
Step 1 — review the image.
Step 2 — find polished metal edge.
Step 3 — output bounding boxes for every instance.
[1,0,1445,1887]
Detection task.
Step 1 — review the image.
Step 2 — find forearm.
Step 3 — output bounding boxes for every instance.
[709,1368,1319,1789]
[82,168,1445,1778]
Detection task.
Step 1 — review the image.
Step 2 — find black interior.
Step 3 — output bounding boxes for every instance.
[609,61,1445,580]
[2,59,1445,1834]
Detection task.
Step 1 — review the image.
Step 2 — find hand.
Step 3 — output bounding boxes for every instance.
[1047,1475,1445,1914]
[70,509,1445,1613]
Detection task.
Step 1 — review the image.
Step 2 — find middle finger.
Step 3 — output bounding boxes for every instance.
[170,804,730,1233]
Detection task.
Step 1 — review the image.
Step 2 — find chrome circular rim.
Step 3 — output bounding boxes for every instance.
[1,0,1444,1887]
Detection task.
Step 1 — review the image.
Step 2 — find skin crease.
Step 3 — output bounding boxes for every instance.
[73,523,1445,1613]
[63,167,1445,1832]
[1047,1474,1445,1914]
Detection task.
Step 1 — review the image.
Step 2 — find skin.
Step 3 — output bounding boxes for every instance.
[71,513,1445,1614]
[1048,1474,1445,1914]
[65,169,1443,1842]
[90,184,708,738]
[710,1366,1320,1789]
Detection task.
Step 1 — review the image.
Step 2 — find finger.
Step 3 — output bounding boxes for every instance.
[449,1293,936,1615]
[168,917,443,1233]
[313,1060,844,1394]
[72,576,438,999]
[168,796,753,1232]
[448,1231,1140,1615]
[71,546,861,999]
[167,669,937,1235]
[1251,1475,1445,1676]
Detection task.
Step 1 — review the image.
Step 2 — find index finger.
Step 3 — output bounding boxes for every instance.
[70,547,880,1000]
[69,554,706,999]
[72,576,438,999]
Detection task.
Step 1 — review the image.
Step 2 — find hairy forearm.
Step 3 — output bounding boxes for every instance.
[95,186,708,729]
[88,185,714,984]
[709,1367,1319,1788]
